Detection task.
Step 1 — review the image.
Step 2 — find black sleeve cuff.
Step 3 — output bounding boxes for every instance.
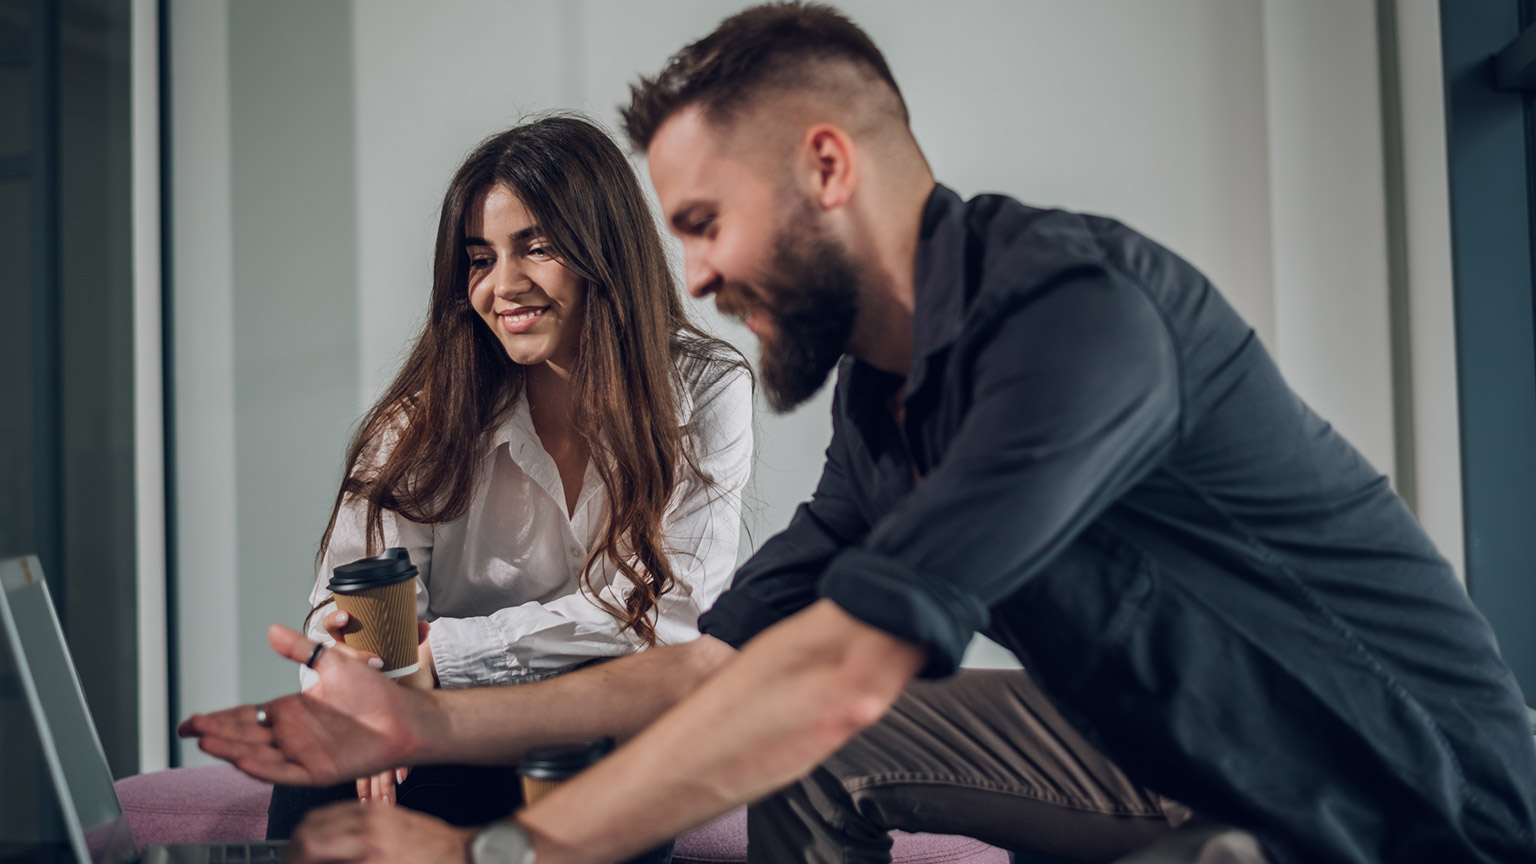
[697,589,793,650]
[818,548,990,679]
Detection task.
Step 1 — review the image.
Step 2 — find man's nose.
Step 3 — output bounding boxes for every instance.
[684,253,721,299]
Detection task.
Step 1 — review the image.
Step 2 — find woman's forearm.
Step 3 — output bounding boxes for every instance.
[409,634,736,766]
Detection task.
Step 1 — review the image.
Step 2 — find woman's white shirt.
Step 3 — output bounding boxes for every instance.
[300,358,753,691]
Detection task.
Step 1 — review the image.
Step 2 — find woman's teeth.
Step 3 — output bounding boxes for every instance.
[505,308,545,322]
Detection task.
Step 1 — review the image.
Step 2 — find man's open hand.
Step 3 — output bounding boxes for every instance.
[175,623,434,786]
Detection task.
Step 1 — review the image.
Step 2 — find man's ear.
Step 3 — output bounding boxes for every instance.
[804,124,857,211]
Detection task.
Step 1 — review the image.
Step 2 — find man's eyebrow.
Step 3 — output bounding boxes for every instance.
[668,205,706,232]
[462,225,542,247]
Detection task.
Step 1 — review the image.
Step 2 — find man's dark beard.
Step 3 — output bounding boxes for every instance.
[755,225,861,413]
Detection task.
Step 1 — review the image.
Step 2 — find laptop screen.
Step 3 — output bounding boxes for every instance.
[0,556,136,864]
[0,619,73,864]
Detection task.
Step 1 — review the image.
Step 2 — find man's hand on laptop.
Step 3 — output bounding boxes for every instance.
[176,623,444,787]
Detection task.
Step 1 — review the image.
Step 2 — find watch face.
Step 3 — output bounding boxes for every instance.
[471,822,536,864]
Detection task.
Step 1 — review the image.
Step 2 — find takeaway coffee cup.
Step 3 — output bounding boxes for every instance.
[328,547,420,678]
[518,737,616,805]
[519,737,674,862]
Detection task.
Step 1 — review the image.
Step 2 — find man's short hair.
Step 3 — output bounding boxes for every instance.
[621,2,909,151]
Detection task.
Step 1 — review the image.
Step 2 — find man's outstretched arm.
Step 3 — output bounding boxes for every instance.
[515,598,926,864]
[433,628,737,764]
[176,623,736,787]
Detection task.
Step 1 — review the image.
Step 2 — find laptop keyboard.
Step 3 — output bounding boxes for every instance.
[206,843,286,863]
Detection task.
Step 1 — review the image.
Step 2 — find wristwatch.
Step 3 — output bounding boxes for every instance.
[470,821,536,864]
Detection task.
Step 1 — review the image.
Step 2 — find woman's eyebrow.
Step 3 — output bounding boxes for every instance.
[463,226,542,248]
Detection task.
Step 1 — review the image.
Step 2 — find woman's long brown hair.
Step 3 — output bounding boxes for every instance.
[317,115,748,647]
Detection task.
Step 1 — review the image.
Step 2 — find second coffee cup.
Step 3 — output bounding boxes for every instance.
[518,737,616,805]
[328,547,420,678]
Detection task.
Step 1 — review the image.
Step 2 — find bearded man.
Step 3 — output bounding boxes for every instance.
[180,4,1536,863]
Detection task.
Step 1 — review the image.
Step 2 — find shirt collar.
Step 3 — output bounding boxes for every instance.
[839,184,969,403]
[839,184,970,432]
[904,183,970,399]
[491,387,543,463]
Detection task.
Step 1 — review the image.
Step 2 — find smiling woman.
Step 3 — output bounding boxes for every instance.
[263,116,755,858]
[464,187,587,375]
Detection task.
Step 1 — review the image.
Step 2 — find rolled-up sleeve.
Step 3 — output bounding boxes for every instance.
[821,270,1181,678]
[428,594,643,688]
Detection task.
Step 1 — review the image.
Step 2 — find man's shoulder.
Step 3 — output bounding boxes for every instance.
[940,191,1208,350]
[959,193,1151,295]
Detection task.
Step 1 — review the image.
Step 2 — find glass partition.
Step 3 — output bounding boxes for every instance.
[0,0,139,778]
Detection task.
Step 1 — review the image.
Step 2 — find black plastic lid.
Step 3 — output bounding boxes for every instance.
[518,737,615,779]
[328,547,418,592]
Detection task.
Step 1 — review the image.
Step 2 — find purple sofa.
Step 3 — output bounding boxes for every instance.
[114,765,1008,863]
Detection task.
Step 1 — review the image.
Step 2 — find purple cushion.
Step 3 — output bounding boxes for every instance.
[115,767,1007,863]
[114,764,271,848]
[673,805,1009,864]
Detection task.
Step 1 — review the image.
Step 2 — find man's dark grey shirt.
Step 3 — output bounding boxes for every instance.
[698,185,1536,863]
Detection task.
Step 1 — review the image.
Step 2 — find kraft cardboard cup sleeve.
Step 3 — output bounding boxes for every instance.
[518,737,615,805]
[328,547,420,678]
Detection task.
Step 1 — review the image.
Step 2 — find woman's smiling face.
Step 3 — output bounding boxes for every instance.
[464,184,586,373]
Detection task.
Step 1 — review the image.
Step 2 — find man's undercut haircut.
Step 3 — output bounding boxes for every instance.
[621,2,909,151]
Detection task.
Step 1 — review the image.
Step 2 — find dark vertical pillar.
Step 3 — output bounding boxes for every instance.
[159,0,180,767]
[1441,0,1536,698]
[28,0,63,622]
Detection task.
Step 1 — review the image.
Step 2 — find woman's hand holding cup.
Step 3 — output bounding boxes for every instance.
[348,616,433,804]
[323,547,433,806]
[322,610,432,676]
[322,609,355,649]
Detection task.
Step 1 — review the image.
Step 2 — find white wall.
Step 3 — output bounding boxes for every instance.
[169,0,1432,742]
[227,0,364,718]
[131,0,169,774]
[170,0,365,762]
[351,0,567,407]
[169,0,241,762]
[1264,0,1395,486]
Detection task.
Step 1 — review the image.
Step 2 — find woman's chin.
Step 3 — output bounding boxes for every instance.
[498,337,552,367]
[497,335,577,376]
[504,351,551,367]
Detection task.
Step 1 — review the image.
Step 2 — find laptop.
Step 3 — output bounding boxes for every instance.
[0,555,286,864]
